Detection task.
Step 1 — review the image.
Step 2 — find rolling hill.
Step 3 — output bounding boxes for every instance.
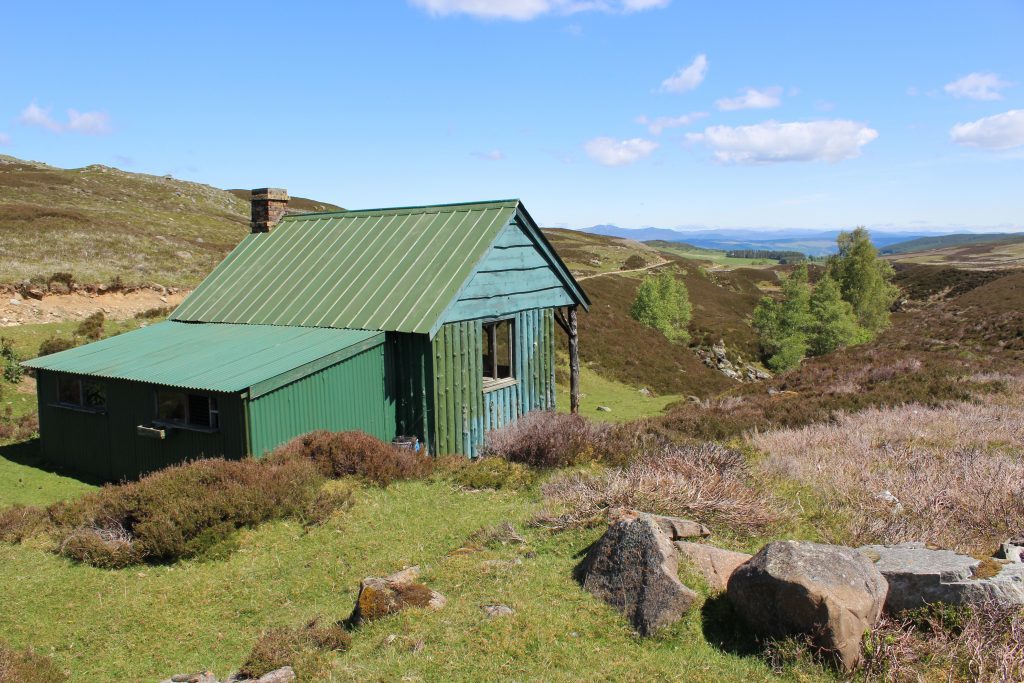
[881,232,1024,255]
[0,155,339,288]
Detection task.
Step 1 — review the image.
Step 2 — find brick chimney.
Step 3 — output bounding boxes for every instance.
[250,188,289,233]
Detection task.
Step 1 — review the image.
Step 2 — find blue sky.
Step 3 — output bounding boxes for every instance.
[3,1,1022,231]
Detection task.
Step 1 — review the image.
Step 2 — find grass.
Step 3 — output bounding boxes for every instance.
[554,356,680,421]
[651,243,780,268]
[0,442,95,507]
[542,228,666,278]
[0,478,800,682]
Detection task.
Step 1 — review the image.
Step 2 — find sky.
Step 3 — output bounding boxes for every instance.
[2,1,1023,232]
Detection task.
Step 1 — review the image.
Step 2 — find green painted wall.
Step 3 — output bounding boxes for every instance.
[36,369,246,482]
[431,308,556,457]
[441,219,574,325]
[247,344,394,457]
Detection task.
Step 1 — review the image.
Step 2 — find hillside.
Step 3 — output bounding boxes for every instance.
[884,233,1024,270]
[881,231,1024,255]
[0,156,338,288]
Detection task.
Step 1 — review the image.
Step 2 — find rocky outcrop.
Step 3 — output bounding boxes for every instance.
[696,340,771,383]
[676,541,751,592]
[578,510,700,635]
[728,541,888,671]
[859,542,1024,612]
[347,565,446,626]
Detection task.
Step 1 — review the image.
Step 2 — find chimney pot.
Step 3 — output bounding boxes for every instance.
[250,187,289,233]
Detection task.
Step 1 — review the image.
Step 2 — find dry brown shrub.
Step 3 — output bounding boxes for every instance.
[268,430,432,487]
[239,619,350,680]
[753,387,1024,554]
[863,603,1024,682]
[0,641,65,683]
[536,443,782,533]
[482,411,651,468]
[0,504,48,543]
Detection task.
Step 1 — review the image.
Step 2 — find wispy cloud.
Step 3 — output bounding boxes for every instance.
[19,102,112,135]
[409,0,669,20]
[716,86,782,111]
[686,119,879,164]
[944,72,1013,101]
[472,149,505,160]
[950,109,1024,150]
[584,136,658,166]
[659,54,707,93]
[635,111,707,135]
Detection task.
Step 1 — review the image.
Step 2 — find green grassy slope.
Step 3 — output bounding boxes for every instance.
[881,232,1024,255]
[0,156,339,288]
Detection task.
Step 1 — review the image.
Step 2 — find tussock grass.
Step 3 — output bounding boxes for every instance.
[752,382,1024,554]
[0,641,65,683]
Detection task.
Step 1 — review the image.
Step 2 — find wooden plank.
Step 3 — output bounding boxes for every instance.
[459,270,563,300]
[568,305,579,414]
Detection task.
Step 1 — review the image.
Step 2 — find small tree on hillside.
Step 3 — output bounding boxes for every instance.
[808,274,866,356]
[631,270,693,344]
[826,227,898,335]
[752,264,813,371]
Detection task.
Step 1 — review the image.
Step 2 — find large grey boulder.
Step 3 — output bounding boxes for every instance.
[676,541,751,592]
[579,510,699,635]
[859,542,1024,612]
[728,541,888,671]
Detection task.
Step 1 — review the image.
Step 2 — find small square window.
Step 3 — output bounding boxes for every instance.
[56,375,105,411]
[57,375,82,405]
[83,380,106,409]
[156,389,219,430]
[157,389,187,422]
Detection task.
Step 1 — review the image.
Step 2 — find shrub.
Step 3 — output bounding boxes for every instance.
[239,620,350,680]
[631,270,692,344]
[536,442,783,533]
[37,336,76,357]
[0,641,65,683]
[862,602,1024,682]
[49,456,330,567]
[134,305,174,320]
[0,504,48,543]
[621,254,647,270]
[481,411,649,468]
[444,456,534,490]
[268,430,432,487]
[74,311,105,340]
[0,411,38,442]
[0,339,22,384]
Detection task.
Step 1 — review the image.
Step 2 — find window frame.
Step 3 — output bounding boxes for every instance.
[153,387,221,432]
[482,318,517,392]
[53,374,106,413]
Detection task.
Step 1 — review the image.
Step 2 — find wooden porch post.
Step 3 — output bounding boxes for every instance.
[568,304,580,415]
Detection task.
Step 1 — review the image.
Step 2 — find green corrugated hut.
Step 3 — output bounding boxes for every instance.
[24,191,589,481]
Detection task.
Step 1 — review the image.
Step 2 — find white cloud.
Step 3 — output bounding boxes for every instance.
[584,136,658,166]
[0,133,9,146]
[659,54,707,93]
[19,102,62,132]
[944,72,1013,101]
[409,0,668,20]
[18,102,111,135]
[686,120,879,164]
[949,109,1024,150]
[67,109,111,135]
[635,111,707,135]
[716,86,782,111]
[472,149,505,160]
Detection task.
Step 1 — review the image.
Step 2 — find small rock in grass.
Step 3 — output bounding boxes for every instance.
[347,565,445,626]
[481,604,515,618]
[596,405,612,412]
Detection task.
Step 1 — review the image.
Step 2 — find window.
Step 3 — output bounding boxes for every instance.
[156,389,219,430]
[482,319,515,386]
[56,375,106,410]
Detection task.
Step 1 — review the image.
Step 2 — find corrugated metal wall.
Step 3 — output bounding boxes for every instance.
[431,308,556,457]
[247,344,395,457]
[36,369,246,482]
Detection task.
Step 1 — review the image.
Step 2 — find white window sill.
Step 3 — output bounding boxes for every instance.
[151,419,220,434]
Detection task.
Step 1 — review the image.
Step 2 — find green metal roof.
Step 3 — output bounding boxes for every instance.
[22,321,384,395]
[170,200,524,334]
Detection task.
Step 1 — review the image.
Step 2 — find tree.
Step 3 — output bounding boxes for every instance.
[752,264,813,371]
[631,270,693,344]
[826,227,898,335]
[807,274,866,356]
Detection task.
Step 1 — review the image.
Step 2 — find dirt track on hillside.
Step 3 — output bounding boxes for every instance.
[0,289,188,327]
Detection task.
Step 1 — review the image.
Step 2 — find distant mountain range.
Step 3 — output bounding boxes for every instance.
[582,225,1024,257]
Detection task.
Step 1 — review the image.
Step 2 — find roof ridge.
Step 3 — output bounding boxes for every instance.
[282,198,520,220]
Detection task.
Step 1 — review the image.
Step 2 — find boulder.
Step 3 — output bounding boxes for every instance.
[481,604,515,619]
[254,668,296,683]
[608,508,710,541]
[728,541,888,671]
[859,542,1024,612]
[347,565,446,626]
[578,510,698,635]
[676,541,751,592]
